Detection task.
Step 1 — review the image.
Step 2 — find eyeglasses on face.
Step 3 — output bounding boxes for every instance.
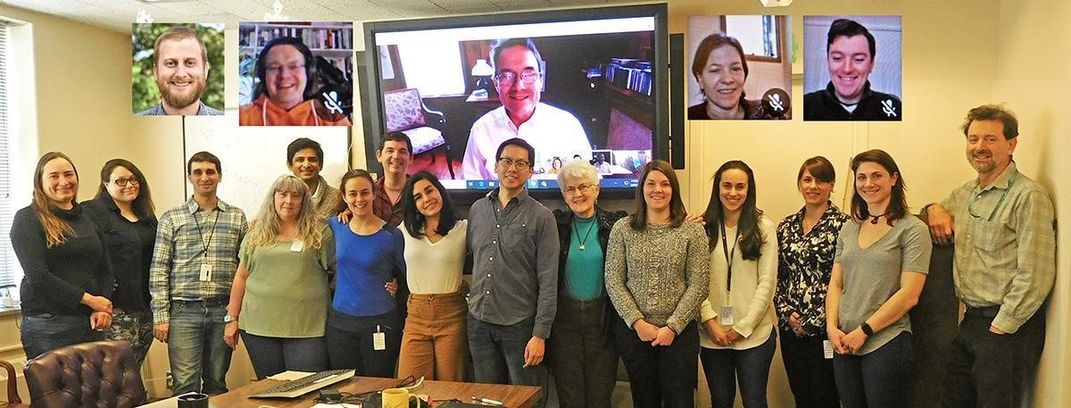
[564,183,594,195]
[111,177,140,187]
[493,71,539,86]
[497,158,531,170]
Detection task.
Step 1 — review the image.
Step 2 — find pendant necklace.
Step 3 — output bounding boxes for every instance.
[869,212,889,224]
[574,218,597,251]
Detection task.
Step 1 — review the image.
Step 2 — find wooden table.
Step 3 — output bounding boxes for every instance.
[210,376,542,408]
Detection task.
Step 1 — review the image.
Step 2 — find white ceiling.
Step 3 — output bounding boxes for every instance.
[0,0,636,33]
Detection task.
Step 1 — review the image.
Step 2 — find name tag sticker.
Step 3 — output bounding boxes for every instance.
[290,240,304,252]
[823,340,834,359]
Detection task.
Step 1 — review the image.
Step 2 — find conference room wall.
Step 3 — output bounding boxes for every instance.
[4,0,1068,406]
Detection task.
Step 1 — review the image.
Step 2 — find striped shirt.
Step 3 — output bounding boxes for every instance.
[150,197,248,324]
[942,162,1056,333]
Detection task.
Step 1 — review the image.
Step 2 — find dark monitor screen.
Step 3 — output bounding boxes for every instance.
[360,4,668,194]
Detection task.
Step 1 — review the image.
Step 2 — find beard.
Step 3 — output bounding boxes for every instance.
[158,75,206,110]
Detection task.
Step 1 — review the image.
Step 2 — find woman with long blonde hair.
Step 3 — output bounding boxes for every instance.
[224,175,334,378]
[12,152,115,358]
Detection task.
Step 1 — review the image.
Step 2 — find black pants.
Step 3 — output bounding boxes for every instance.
[779,328,839,408]
[833,332,913,408]
[326,309,403,377]
[614,319,698,408]
[943,307,1045,408]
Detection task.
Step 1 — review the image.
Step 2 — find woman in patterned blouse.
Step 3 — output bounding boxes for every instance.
[775,156,849,407]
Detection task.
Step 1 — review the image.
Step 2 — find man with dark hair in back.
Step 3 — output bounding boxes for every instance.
[467,138,558,408]
[287,137,345,218]
[462,38,591,180]
[804,18,901,121]
[924,104,1055,408]
[150,151,247,395]
[137,26,222,116]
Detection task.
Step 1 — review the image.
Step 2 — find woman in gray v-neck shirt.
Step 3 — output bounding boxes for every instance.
[826,150,931,408]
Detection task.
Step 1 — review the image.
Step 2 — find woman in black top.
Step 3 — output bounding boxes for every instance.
[11,152,114,359]
[774,157,849,407]
[83,159,158,366]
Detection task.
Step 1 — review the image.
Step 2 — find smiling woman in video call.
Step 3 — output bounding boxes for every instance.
[689,33,787,120]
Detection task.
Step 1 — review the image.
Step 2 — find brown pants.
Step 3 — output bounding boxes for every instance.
[397,292,469,381]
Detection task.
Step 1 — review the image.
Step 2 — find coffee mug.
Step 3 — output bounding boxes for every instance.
[382,388,419,408]
[176,392,209,408]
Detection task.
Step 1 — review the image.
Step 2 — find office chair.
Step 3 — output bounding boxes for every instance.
[382,88,455,179]
[24,341,146,408]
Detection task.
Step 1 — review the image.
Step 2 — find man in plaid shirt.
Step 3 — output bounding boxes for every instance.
[150,151,247,395]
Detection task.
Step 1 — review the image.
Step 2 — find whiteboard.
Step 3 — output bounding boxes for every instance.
[182,113,351,218]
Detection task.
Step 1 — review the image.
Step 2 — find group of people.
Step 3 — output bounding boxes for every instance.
[12,104,1053,408]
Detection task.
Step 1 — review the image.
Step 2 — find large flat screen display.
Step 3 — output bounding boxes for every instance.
[360,4,668,193]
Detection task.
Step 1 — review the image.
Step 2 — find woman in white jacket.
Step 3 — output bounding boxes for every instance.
[699,160,779,408]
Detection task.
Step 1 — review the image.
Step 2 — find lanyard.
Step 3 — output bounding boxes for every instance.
[967,172,1016,222]
[719,222,738,294]
[192,209,220,256]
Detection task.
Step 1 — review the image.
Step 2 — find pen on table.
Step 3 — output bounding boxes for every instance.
[472,396,504,406]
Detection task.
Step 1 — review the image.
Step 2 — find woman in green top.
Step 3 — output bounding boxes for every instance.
[224,175,335,379]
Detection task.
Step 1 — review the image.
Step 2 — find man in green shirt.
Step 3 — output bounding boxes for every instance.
[925,104,1055,408]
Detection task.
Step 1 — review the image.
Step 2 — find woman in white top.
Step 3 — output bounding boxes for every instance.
[699,160,779,408]
[396,171,469,381]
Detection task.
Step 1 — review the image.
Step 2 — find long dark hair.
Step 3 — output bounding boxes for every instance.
[630,160,686,230]
[97,158,156,223]
[401,171,458,238]
[849,149,908,225]
[702,160,763,260]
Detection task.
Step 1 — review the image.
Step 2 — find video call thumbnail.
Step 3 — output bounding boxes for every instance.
[238,21,354,126]
[132,23,224,116]
[687,15,793,121]
[803,16,902,121]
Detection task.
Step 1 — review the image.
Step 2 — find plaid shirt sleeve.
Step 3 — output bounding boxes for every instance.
[149,211,176,325]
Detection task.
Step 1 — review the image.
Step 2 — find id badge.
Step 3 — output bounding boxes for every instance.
[823,340,834,359]
[199,263,212,282]
[373,325,386,351]
[719,305,735,326]
[290,239,305,252]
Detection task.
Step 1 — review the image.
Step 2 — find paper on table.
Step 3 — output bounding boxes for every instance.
[312,404,360,408]
[267,370,315,381]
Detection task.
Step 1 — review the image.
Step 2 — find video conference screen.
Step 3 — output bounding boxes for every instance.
[362,5,667,192]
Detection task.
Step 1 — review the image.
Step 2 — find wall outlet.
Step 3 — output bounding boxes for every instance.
[165,372,173,390]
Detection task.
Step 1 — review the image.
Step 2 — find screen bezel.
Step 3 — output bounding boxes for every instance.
[358,3,669,201]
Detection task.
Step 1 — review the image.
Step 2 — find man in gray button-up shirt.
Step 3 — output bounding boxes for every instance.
[925,104,1055,408]
[467,138,557,407]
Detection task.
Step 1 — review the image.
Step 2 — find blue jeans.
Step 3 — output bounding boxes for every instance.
[833,331,913,408]
[240,331,328,379]
[21,313,104,359]
[168,300,233,395]
[701,327,777,408]
[468,315,548,408]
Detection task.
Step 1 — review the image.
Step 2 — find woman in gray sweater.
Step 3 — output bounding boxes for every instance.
[605,160,709,408]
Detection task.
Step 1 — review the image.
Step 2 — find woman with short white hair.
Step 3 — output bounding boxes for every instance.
[547,160,626,408]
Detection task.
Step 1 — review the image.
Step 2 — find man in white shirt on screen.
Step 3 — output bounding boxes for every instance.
[462,38,591,180]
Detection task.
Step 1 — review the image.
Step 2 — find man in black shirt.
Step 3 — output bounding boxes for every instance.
[804,18,902,121]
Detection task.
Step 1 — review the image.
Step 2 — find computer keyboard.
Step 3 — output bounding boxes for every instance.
[249,369,355,399]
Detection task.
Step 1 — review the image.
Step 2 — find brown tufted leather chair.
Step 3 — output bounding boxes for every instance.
[23,341,146,408]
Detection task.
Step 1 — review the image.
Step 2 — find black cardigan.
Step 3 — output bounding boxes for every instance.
[553,206,628,295]
[83,194,157,311]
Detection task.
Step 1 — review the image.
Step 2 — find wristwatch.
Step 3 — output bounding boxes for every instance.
[224,315,238,323]
[860,322,874,337]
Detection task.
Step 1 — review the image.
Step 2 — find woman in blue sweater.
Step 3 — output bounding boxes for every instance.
[327,169,406,376]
